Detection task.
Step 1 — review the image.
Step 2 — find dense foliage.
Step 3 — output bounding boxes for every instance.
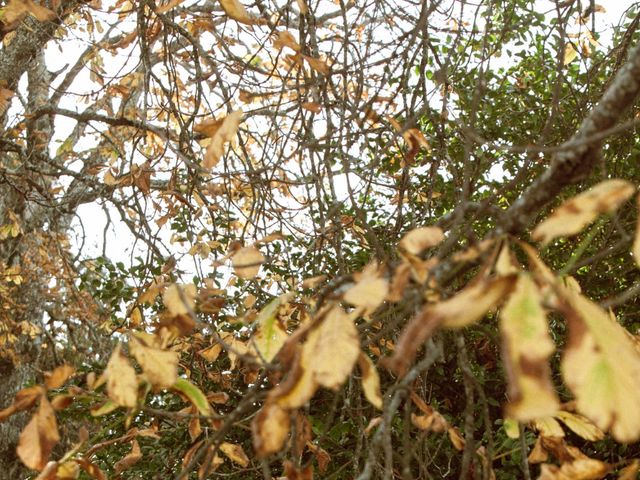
[2,0,640,478]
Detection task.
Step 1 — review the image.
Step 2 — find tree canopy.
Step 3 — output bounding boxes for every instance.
[2,0,640,478]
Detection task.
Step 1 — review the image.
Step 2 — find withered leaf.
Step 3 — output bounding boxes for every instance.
[232,246,264,279]
[105,344,138,408]
[252,402,290,457]
[114,440,142,474]
[17,396,60,471]
[399,226,444,255]
[358,353,383,410]
[500,274,559,421]
[532,179,635,245]
[219,442,249,467]
[558,286,640,442]
[129,336,179,389]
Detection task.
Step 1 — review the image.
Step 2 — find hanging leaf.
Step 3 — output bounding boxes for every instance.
[399,226,444,255]
[196,110,243,169]
[114,440,142,474]
[172,378,212,417]
[558,286,640,442]
[500,274,559,421]
[554,411,604,442]
[232,246,264,279]
[304,306,360,390]
[105,344,138,408]
[532,179,635,245]
[358,353,383,410]
[17,396,60,471]
[252,402,290,457]
[129,336,179,389]
[250,295,289,363]
[219,442,249,467]
[343,264,388,315]
[386,275,513,374]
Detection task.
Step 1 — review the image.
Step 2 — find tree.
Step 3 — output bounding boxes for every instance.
[1,0,640,478]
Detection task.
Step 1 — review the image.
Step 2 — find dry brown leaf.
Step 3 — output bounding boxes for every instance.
[17,396,60,471]
[252,402,290,457]
[501,274,559,421]
[105,344,138,408]
[198,343,222,362]
[219,442,249,467]
[114,440,142,474]
[232,246,264,279]
[385,275,513,374]
[0,385,43,421]
[399,226,444,255]
[358,353,383,409]
[197,110,243,169]
[538,458,610,480]
[301,102,322,113]
[302,54,330,74]
[44,364,75,390]
[218,0,264,25]
[129,336,179,389]
[306,441,331,473]
[0,88,14,115]
[273,31,301,51]
[4,0,55,28]
[532,179,635,245]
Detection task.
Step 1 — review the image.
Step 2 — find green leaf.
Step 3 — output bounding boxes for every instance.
[172,378,212,417]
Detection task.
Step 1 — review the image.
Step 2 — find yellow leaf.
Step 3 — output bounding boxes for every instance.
[343,264,388,315]
[618,460,640,480]
[271,352,317,409]
[197,110,243,169]
[219,442,249,467]
[4,0,55,27]
[129,336,179,389]
[563,43,578,65]
[232,246,264,279]
[501,274,559,421]
[554,411,604,441]
[559,287,640,442]
[386,275,513,374]
[532,179,635,245]
[304,306,360,390]
[251,295,289,363]
[198,343,222,362]
[399,226,444,255]
[56,461,80,479]
[252,402,290,457]
[358,353,383,410]
[539,458,610,479]
[533,416,565,437]
[105,344,138,408]
[218,0,263,25]
[17,396,60,471]
[163,283,197,316]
